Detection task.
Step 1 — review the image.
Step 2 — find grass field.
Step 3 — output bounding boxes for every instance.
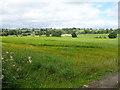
[1,34,118,88]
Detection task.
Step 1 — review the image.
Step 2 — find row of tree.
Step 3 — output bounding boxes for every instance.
[0,28,118,38]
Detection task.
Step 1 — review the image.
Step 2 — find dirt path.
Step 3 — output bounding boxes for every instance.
[85,73,118,88]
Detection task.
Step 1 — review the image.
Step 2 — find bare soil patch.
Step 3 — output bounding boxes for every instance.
[88,73,118,88]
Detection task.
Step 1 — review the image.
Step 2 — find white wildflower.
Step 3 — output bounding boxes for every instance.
[10,56,13,59]
[28,56,32,63]
[83,85,88,88]
[117,80,118,83]
[28,56,31,60]
[13,76,16,80]
[0,75,4,79]
[29,60,32,63]
[17,68,21,71]
[6,51,9,54]
[1,57,4,60]
[13,64,15,67]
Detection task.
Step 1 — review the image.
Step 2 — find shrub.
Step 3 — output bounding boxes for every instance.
[99,36,102,38]
[46,31,51,37]
[108,32,117,38]
[22,33,28,36]
[51,30,63,37]
[0,32,8,36]
[27,33,31,35]
[72,32,77,37]
[103,36,107,39]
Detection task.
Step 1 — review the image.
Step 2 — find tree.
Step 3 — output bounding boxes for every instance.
[108,31,117,38]
[51,29,63,37]
[0,32,8,36]
[84,30,89,34]
[46,31,51,37]
[106,28,109,33]
[71,31,77,37]
[22,33,28,36]
[38,31,43,36]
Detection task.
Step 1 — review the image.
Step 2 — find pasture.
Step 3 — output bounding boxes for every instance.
[2,34,118,88]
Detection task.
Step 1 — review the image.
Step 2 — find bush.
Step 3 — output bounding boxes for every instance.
[0,32,8,36]
[35,33,39,35]
[72,32,77,37]
[22,33,28,36]
[103,36,107,39]
[46,31,51,37]
[94,36,99,38]
[108,32,117,38]
[51,30,63,37]
[27,33,31,35]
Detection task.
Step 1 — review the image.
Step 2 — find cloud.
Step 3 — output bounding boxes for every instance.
[104,4,118,19]
[0,0,118,29]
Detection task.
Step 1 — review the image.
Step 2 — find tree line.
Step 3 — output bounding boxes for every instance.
[0,28,118,38]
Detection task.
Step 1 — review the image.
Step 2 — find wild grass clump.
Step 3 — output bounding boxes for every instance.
[61,68,75,80]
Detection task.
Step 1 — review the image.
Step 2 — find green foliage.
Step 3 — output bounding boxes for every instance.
[46,30,51,37]
[108,32,117,38]
[0,32,8,36]
[72,32,77,37]
[31,61,42,71]
[51,29,63,37]
[22,33,28,36]
[84,30,90,34]
[1,28,118,37]
[27,33,31,35]
[61,68,74,80]
[35,33,39,35]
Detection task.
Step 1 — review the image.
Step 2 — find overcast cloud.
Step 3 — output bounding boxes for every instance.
[0,0,119,29]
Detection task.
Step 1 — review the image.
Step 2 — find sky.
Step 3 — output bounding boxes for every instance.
[0,0,119,29]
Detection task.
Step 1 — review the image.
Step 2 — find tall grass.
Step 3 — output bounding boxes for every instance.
[1,34,118,88]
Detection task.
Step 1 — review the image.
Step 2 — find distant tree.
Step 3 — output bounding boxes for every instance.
[84,30,89,34]
[46,31,51,37]
[108,31,117,38]
[72,27,76,29]
[110,28,113,31]
[80,31,85,34]
[106,28,109,33]
[71,31,77,37]
[22,33,28,36]
[91,30,96,34]
[35,33,39,35]
[38,31,43,36]
[0,32,8,36]
[32,28,35,32]
[51,29,63,37]
[28,33,31,35]
[90,28,92,30]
